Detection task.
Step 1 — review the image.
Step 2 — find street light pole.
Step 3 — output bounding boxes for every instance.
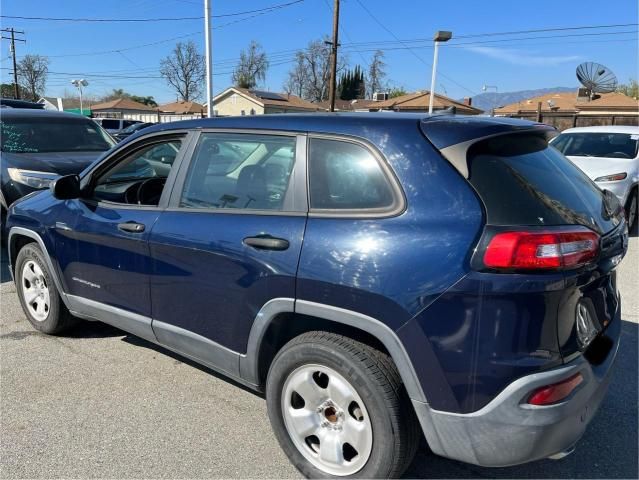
[428,31,452,114]
[204,0,213,118]
[482,85,498,116]
[71,79,88,115]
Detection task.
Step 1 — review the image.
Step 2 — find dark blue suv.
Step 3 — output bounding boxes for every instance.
[6,114,627,478]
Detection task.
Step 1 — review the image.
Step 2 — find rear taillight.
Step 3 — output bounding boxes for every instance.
[527,373,583,405]
[483,228,599,270]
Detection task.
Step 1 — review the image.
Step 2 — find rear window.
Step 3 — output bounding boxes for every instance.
[98,119,121,130]
[467,134,617,233]
[552,132,638,159]
[1,116,115,153]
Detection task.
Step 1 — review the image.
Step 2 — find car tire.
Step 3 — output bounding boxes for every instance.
[266,331,420,479]
[625,188,637,231]
[15,243,77,334]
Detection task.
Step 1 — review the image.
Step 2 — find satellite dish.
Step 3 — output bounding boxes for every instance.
[576,62,618,95]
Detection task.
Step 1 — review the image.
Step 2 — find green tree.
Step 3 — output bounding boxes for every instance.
[617,78,639,98]
[1,83,20,98]
[101,89,157,107]
[338,65,365,100]
[389,87,408,98]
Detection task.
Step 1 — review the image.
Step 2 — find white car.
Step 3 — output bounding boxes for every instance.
[552,125,638,229]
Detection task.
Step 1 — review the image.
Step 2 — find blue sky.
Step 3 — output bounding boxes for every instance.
[1,0,637,104]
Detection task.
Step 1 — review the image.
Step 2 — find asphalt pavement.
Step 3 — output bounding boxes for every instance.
[1,236,637,479]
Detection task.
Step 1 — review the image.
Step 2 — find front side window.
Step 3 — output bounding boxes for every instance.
[180,133,296,211]
[308,138,396,211]
[92,138,182,205]
[1,117,115,153]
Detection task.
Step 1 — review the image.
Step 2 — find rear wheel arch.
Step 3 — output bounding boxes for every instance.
[242,299,428,404]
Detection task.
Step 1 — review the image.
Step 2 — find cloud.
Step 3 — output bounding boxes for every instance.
[464,46,582,66]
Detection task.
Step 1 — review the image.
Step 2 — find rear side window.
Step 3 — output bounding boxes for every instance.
[309,138,396,211]
[180,133,296,211]
[468,134,615,232]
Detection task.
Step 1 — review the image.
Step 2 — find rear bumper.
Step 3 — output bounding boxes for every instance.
[413,303,620,467]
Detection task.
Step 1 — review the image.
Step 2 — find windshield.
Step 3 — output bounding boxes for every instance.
[552,132,639,159]
[1,116,115,153]
[121,123,145,134]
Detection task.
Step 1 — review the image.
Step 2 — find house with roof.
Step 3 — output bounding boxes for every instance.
[90,98,156,119]
[367,91,482,115]
[315,98,378,112]
[159,100,205,115]
[494,91,638,128]
[212,87,320,116]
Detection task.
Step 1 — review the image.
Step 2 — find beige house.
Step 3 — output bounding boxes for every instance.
[212,87,320,116]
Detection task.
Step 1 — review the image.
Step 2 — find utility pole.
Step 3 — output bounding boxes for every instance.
[204,0,213,118]
[1,28,26,99]
[327,0,340,112]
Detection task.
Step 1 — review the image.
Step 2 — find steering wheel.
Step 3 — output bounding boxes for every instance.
[137,177,166,205]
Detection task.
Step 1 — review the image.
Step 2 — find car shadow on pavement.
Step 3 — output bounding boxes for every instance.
[404,319,638,479]
[121,334,265,397]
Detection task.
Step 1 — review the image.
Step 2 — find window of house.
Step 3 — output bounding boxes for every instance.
[308,138,396,211]
[180,133,296,211]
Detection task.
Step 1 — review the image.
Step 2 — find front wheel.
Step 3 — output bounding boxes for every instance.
[266,331,419,478]
[15,243,77,334]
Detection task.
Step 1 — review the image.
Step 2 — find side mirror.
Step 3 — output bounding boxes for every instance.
[51,174,81,200]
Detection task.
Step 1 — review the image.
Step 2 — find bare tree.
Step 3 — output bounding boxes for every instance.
[367,50,386,98]
[160,41,205,101]
[232,41,269,89]
[283,52,307,97]
[17,55,49,101]
[284,38,347,102]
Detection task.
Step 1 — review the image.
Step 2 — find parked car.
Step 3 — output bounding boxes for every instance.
[92,118,141,134]
[113,122,155,142]
[0,98,45,109]
[551,126,638,229]
[1,109,115,229]
[6,114,627,478]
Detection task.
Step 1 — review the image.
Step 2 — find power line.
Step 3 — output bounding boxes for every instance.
[352,0,477,96]
[1,0,304,23]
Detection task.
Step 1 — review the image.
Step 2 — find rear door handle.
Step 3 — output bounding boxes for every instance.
[243,235,289,251]
[118,222,145,233]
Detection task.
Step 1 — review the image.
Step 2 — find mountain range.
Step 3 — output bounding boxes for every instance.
[466,87,576,113]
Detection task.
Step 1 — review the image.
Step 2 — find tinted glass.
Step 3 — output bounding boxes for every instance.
[0,116,115,153]
[309,138,395,210]
[180,133,296,211]
[552,132,639,159]
[468,134,618,233]
[98,119,121,130]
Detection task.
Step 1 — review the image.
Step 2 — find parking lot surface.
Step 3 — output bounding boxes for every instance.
[1,237,637,479]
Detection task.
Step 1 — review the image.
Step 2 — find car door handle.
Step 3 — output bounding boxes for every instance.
[118,222,145,233]
[243,235,289,251]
